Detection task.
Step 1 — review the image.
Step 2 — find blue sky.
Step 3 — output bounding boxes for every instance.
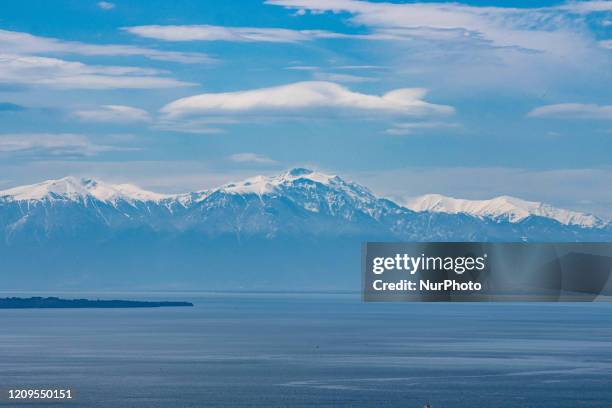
[1,0,612,216]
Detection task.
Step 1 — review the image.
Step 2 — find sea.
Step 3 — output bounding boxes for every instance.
[1,292,611,407]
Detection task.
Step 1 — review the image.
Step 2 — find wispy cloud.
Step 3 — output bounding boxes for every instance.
[335,65,382,70]
[228,153,277,164]
[75,105,151,123]
[153,117,236,134]
[311,72,375,83]
[97,1,115,10]
[287,64,380,82]
[385,121,461,135]
[556,1,612,13]
[528,103,612,120]
[265,1,612,98]
[0,54,195,89]
[286,65,319,71]
[0,29,213,64]
[123,24,359,43]
[267,0,612,54]
[287,65,382,72]
[0,133,135,156]
[161,81,454,119]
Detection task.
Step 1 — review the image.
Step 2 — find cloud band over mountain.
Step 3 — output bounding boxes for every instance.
[161,81,454,119]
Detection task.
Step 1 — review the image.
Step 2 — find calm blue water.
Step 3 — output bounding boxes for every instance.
[1,293,612,407]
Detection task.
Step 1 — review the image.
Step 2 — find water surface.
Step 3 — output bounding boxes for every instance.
[1,293,611,407]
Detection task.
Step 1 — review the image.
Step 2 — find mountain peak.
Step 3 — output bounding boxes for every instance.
[1,173,606,230]
[219,168,338,196]
[405,193,603,228]
[0,176,93,201]
[0,176,171,203]
[286,167,314,177]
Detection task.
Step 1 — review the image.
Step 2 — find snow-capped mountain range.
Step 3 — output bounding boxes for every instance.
[0,168,605,229]
[1,168,609,290]
[405,194,603,228]
[0,176,172,203]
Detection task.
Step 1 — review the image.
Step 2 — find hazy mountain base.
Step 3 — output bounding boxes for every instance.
[2,211,609,291]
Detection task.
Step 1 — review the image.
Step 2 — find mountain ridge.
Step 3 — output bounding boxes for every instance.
[1,168,610,290]
[405,193,603,228]
[1,168,605,228]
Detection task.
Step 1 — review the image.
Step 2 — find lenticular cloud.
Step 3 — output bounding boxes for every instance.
[160,81,454,119]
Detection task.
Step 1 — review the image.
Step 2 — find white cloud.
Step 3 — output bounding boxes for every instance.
[527,103,612,119]
[266,0,610,55]
[97,1,115,10]
[123,24,357,43]
[0,29,213,64]
[153,117,237,134]
[286,65,319,71]
[0,133,134,156]
[228,153,277,164]
[311,72,375,83]
[123,22,492,45]
[287,65,382,82]
[0,54,195,89]
[75,105,151,123]
[160,81,454,119]
[385,121,461,135]
[336,65,382,70]
[557,1,612,13]
[266,1,612,98]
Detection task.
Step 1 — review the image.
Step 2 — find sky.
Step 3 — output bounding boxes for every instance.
[1,0,612,216]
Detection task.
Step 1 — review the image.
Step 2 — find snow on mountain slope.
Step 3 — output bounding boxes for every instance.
[0,170,607,230]
[0,169,342,206]
[2,170,611,290]
[218,168,337,195]
[0,176,172,203]
[200,168,394,225]
[405,194,603,228]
